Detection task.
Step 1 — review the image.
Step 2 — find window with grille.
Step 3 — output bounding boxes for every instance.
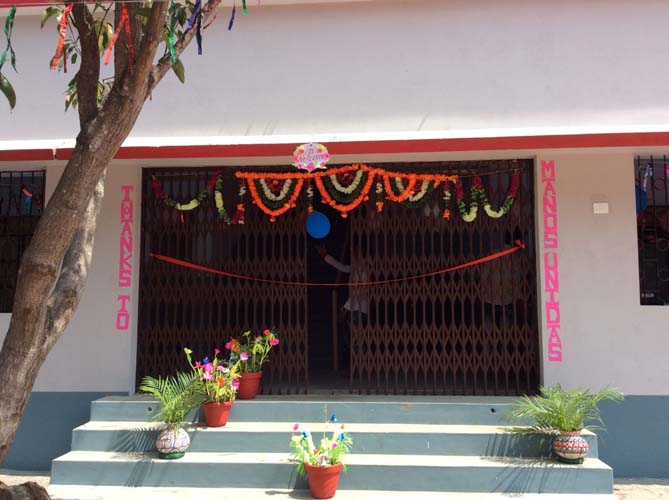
[635,156,669,305]
[0,171,46,313]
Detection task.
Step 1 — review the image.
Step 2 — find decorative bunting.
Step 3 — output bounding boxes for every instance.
[50,3,73,71]
[168,2,177,62]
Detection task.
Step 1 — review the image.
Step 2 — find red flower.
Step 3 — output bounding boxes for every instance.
[263,329,271,336]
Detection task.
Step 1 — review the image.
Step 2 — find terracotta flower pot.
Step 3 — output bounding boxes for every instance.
[202,401,234,427]
[304,462,342,499]
[237,371,263,400]
[553,430,589,464]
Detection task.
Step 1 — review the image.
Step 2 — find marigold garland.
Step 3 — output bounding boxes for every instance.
[314,171,375,218]
[247,178,304,222]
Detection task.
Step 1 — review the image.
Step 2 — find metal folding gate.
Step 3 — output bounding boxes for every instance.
[137,168,308,394]
[137,161,539,396]
[349,160,539,395]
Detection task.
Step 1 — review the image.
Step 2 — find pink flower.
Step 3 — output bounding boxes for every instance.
[240,352,249,361]
[270,338,280,346]
[194,361,201,368]
[214,348,221,356]
[293,423,299,431]
[217,365,224,372]
[204,363,214,373]
[232,378,240,389]
[203,373,213,381]
[225,341,233,350]
[332,443,338,449]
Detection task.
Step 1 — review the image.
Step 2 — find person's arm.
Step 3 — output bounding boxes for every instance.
[324,254,351,274]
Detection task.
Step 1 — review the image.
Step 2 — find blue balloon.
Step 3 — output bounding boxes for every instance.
[306,211,331,239]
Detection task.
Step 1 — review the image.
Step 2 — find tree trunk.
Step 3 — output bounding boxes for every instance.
[0,1,170,466]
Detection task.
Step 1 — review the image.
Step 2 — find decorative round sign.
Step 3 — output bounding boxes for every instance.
[292,143,330,172]
[306,211,331,239]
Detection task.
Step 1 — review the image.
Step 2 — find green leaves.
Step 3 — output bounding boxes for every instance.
[40,6,60,29]
[506,384,624,434]
[139,371,203,426]
[172,58,185,84]
[0,72,16,110]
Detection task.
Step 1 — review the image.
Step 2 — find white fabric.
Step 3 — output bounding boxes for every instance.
[324,254,369,314]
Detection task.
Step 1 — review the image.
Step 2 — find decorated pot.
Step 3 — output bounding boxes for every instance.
[202,401,234,427]
[553,431,589,464]
[237,371,263,400]
[155,427,190,459]
[304,462,342,499]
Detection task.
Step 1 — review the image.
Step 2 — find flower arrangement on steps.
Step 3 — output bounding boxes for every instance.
[506,384,624,464]
[184,348,241,427]
[290,414,353,499]
[138,371,201,460]
[226,329,280,400]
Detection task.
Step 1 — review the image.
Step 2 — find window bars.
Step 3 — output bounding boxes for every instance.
[0,170,45,312]
[635,156,669,305]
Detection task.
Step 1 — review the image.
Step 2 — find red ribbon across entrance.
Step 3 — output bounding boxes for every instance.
[150,240,525,287]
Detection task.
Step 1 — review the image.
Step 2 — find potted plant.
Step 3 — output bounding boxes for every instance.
[289,413,352,499]
[138,371,202,459]
[507,384,623,464]
[184,347,241,427]
[226,329,280,400]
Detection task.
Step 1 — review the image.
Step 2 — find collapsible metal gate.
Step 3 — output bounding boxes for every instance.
[137,168,308,394]
[349,160,540,395]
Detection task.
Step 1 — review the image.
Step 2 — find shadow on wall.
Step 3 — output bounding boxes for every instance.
[597,396,669,478]
[4,392,124,471]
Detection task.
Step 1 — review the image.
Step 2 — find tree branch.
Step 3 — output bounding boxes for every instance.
[149,0,221,94]
[72,1,100,126]
[44,170,106,349]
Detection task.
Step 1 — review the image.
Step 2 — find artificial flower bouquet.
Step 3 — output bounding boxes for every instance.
[184,347,240,426]
[226,329,280,373]
[225,329,280,399]
[289,414,352,499]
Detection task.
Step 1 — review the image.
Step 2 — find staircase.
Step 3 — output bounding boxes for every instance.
[48,396,615,499]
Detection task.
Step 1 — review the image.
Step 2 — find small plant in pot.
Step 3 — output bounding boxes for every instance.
[138,371,202,460]
[184,347,240,427]
[226,329,280,400]
[507,384,624,464]
[289,414,352,499]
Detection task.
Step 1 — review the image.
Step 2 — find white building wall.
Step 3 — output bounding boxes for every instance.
[537,152,669,395]
[3,0,669,142]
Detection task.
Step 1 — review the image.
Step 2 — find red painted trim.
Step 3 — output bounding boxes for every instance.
[5,131,669,162]
[0,149,53,162]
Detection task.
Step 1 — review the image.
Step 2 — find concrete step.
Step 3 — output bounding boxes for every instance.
[90,396,519,425]
[48,485,618,500]
[70,421,598,458]
[51,451,613,494]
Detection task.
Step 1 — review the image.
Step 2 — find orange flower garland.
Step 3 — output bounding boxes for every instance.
[383,174,419,203]
[313,170,376,218]
[246,178,305,222]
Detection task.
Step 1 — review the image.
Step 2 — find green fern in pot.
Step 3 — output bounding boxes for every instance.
[507,384,623,464]
[139,371,203,459]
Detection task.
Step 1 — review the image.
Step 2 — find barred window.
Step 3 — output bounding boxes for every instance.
[635,157,669,305]
[0,171,45,313]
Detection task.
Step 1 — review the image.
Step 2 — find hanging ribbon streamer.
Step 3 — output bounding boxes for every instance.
[168,2,177,62]
[104,2,133,67]
[0,5,17,72]
[228,2,236,30]
[182,0,203,54]
[50,3,73,70]
[242,0,248,16]
[151,241,525,287]
[21,186,32,210]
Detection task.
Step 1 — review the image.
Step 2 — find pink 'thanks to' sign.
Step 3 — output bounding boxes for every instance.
[542,160,562,362]
[117,185,134,331]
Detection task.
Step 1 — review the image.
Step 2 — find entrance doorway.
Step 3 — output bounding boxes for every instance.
[137,161,539,396]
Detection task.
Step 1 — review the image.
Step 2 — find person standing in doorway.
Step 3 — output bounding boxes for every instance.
[315,244,368,370]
